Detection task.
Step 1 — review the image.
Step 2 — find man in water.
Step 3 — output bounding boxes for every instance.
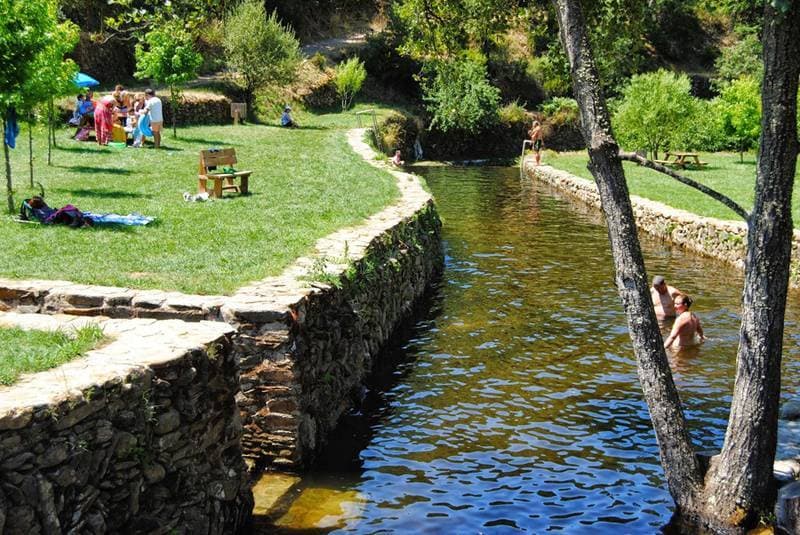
[663,293,705,348]
[650,275,681,319]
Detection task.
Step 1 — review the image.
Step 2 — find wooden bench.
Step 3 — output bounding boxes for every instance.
[198,148,252,198]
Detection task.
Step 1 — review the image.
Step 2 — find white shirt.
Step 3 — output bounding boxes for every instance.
[145,96,163,123]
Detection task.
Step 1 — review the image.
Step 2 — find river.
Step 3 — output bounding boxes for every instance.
[256,165,800,533]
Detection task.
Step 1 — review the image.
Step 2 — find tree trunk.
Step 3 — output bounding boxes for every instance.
[171,87,178,139]
[28,117,33,188]
[47,99,53,165]
[3,118,13,214]
[703,2,800,527]
[551,0,704,513]
[551,0,800,530]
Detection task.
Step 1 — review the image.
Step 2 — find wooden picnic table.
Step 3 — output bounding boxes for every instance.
[653,151,708,169]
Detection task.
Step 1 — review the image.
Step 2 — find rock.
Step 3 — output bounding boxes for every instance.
[38,443,69,469]
[1,452,34,471]
[781,400,800,420]
[143,463,166,484]
[154,409,181,435]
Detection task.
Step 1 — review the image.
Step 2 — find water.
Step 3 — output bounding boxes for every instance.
[256,166,800,533]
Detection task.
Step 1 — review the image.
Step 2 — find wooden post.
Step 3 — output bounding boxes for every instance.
[231,103,246,126]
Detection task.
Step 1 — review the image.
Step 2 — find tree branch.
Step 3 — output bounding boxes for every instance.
[617,151,750,221]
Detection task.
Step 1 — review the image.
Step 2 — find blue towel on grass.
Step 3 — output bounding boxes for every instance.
[83,212,154,226]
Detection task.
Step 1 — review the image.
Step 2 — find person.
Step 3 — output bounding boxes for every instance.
[529,120,543,165]
[93,95,116,145]
[79,90,95,125]
[143,88,163,148]
[663,293,705,348]
[281,106,296,127]
[650,275,682,320]
[391,149,405,166]
[131,93,149,147]
[68,95,85,126]
[112,85,125,107]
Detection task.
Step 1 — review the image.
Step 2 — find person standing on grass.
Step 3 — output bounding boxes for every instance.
[143,88,163,148]
[93,95,115,145]
[529,120,543,165]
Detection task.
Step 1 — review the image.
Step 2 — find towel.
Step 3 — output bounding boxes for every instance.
[83,212,155,226]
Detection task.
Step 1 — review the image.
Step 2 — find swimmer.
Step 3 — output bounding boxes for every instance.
[650,275,681,320]
[663,293,705,349]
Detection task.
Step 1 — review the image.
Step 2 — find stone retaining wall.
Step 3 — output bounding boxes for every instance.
[0,128,443,474]
[0,313,252,533]
[523,159,800,280]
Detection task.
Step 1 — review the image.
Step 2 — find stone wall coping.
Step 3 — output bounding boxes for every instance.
[528,161,800,242]
[0,311,233,419]
[0,129,433,323]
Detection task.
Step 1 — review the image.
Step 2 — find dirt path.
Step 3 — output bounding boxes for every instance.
[301,33,369,59]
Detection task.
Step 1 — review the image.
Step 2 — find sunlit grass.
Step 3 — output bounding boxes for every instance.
[2,105,401,294]
[0,325,106,385]
[545,151,800,224]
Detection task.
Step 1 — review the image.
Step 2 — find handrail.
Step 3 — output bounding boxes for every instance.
[355,109,383,152]
[520,140,532,170]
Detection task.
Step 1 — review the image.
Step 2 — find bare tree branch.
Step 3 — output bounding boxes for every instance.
[618,151,750,221]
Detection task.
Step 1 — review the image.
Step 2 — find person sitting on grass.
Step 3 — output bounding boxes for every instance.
[391,149,405,167]
[281,106,297,127]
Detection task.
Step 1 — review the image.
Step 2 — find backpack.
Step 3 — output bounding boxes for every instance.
[45,205,92,228]
[19,196,55,223]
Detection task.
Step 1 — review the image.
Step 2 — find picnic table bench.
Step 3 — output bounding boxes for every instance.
[198,148,252,198]
[652,151,708,169]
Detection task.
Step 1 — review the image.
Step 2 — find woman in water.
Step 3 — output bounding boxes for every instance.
[663,293,705,349]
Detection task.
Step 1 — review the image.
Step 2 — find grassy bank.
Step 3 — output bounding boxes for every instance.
[1,104,400,295]
[544,151,800,225]
[0,325,105,386]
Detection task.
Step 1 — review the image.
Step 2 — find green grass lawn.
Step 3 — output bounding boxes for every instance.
[545,151,800,224]
[0,325,105,385]
[1,103,400,295]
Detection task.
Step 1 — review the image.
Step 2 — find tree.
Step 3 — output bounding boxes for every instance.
[19,17,78,179]
[714,25,764,84]
[422,58,501,134]
[334,58,367,111]
[1,0,66,213]
[135,21,203,138]
[717,76,762,162]
[550,0,799,532]
[223,1,301,121]
[612,70,698,159]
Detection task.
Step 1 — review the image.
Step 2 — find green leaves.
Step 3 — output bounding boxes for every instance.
[422,58,501,134]
[335,58,368,111]
[135,21,202,87]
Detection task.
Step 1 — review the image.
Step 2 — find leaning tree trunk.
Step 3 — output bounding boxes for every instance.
[549,0,705,516]
[28,116,34,188]
[703,2,800,528]
[552,0,800,530]
[3,117,13,214]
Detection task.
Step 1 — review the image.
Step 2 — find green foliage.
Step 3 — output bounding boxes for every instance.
[334,57,367,111]
[714,25,763,84]
[223,1,301,116]
[0,0,54,109]
[526,51,572,97]
[498,101,529,124]
[680,98,727,152]
[716,76,761,159]
[540,97,579,118]
[19,19,79,115]
[0,325,105,385]
[135,21,202,137]
[422,59,501,134]
[103,0,225,37]
[612,70,698,158]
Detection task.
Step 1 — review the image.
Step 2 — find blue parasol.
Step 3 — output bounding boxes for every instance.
[74,72,100,88]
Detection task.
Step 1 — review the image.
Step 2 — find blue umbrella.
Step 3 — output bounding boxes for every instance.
[74,72,99,88]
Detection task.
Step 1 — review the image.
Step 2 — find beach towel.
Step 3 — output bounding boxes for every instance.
[83,212,155,226]
[138,112,153,137]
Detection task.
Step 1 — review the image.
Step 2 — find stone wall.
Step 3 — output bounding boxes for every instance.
[523,160,800,282]
[0,313,252,534]
[0,128,443,474]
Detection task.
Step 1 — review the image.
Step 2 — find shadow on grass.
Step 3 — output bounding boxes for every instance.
[56,145,104,154]
[57,165,132,175]
[58,188,152,199]
[180,137,233,146]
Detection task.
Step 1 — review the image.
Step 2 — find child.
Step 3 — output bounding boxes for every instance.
[391,149,405,167]
[69,95,84,126]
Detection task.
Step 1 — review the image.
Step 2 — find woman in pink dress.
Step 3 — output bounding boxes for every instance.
[94,95,116,145]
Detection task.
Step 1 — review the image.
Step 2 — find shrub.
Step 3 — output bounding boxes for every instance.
[378,112,421,158]
[498,101,530,124]
[714,25,763,85]
[334,57,367,111]
[310,52,327,70]
[716,76,761,161]
[224,1,301,120]
[422,58,501,134]
[612,70,698,159]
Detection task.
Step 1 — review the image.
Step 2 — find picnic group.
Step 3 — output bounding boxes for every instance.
[70,85,163,149]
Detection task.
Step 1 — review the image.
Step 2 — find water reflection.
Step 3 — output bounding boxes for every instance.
[256,166,800,533]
